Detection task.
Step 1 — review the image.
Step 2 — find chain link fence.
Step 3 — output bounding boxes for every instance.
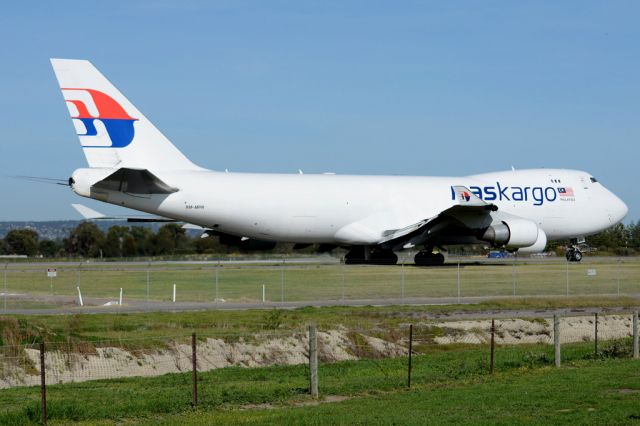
[1,312,638,424]
[2,256,639,312]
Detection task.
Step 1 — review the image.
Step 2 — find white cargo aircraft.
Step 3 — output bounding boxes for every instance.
[50,59,628,265]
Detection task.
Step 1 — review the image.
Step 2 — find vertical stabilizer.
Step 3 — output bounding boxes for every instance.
[50,58,200,171]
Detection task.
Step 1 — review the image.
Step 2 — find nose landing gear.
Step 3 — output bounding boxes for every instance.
[566,237,587,262]
[566,247,583,262]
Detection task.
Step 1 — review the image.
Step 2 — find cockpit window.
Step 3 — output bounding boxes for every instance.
[590,177,598,183]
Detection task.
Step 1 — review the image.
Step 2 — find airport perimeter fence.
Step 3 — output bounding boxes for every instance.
[2,256,640,312]
[1,312,639,424]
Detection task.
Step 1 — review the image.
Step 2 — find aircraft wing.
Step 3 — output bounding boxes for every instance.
[379,186,497,248]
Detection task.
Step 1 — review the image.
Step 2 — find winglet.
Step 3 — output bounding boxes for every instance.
[72,203,106,219]
[452,186,490,207]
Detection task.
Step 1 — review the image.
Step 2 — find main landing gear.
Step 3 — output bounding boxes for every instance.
[566,247,583,262]
[344,246,398,265]
[414,250,445,266]
[343,246,446,266]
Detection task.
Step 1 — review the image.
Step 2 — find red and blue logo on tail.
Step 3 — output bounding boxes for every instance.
[62,88,138,148]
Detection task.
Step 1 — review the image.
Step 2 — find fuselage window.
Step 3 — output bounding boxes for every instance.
[590,177,598,183]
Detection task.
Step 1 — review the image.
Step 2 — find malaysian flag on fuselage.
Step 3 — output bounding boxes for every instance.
[558,187,575,196]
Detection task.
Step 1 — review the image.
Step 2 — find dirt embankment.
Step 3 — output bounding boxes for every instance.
[431,315,632,345]
[0,315,633,388]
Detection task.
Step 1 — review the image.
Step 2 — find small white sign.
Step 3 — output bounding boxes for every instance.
[587,269,597,277]
[47,268,57,278]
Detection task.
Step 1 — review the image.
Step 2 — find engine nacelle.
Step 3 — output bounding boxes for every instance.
[481,219,539,249]
[516,228,547,254]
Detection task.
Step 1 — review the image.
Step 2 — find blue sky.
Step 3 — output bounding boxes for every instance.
[0,1,638,221]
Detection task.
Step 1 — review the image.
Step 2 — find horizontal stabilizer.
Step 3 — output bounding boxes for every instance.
[71,203,177,223]
[71,203,106,220]
[126,217,176,223]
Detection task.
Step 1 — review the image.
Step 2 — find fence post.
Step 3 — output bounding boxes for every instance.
[4,263,8,311]
[634,311,639,359]
[631,311,640,359]
[457,262,461,303]
[214,261,219,305]
[280,259,285,306]
[146,264,150,312]
[512,257,517,297]
[401,262,405,305]
[490,319,495,374]
[309,325,318,398]
[341,262,346,304]
[76,286,83,307]
[407,324,413,388]
[192,332,198,408]
[594,313,598,357]
[565,261,569,297]
[554,314,561,367]
[40,342,47,425]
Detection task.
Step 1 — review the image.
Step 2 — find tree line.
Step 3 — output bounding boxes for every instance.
[1,221,639,258]
[0,223,235,258]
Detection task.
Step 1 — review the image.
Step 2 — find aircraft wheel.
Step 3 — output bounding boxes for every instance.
[370,250,398,265]
[565,248,574,261]
[414,251,445,266]
[345,247,366,264]
[566,248,583,262]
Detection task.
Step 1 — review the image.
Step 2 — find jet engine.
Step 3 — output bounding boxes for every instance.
[516,227,547,254]
[480,219,540,249]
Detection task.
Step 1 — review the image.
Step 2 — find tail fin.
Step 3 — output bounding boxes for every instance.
[50,58,199,170]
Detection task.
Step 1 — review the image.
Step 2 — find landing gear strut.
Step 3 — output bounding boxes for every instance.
[566,247,583,262]
[414,250,445,266]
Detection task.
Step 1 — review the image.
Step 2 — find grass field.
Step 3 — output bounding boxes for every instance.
[152,359,640,425]
[1,289,639,424]
[0,341,638,425]
[2,257,639,309]
[2,296,639,347]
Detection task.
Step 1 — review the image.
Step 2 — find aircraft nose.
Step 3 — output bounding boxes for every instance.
[608,192,628,224]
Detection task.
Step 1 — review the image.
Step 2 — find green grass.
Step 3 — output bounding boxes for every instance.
[3,258,639,307]
[0,296,638,349]
[0,340,636,425]
[2,297,639,349]
[144,359,640,425]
